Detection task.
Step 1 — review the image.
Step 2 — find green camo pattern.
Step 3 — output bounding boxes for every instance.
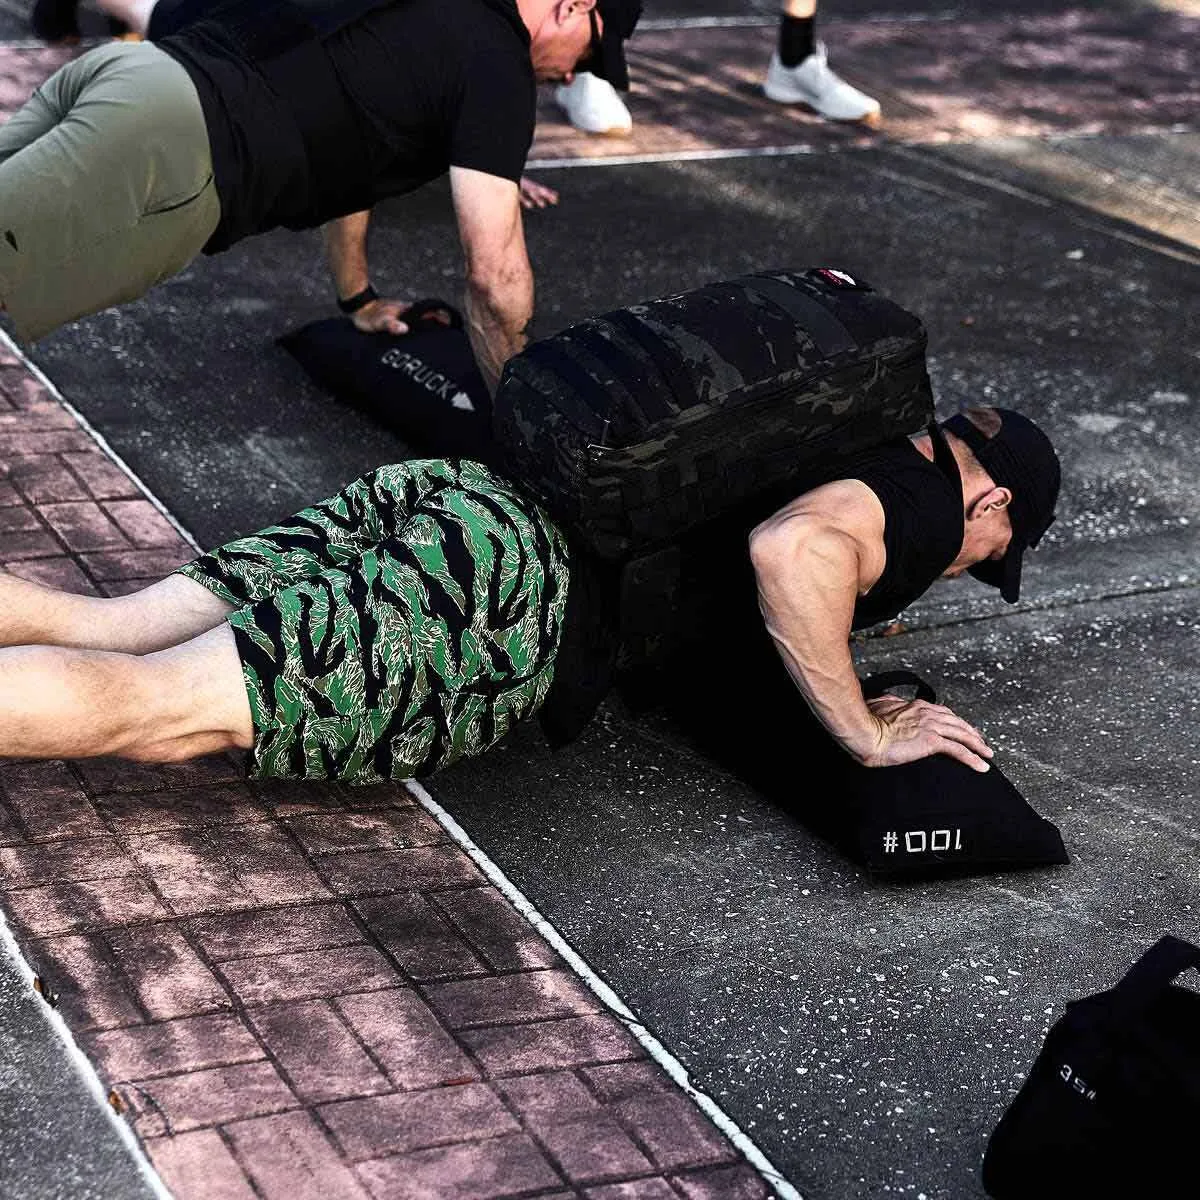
[179,460,570,785]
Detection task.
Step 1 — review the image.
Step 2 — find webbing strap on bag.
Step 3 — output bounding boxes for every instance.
[733,274,858,358]
[928,420,961,487]
[518,341,613,443]
[564,326,676,427]
[861,670,938,704]
[603,310,695,416]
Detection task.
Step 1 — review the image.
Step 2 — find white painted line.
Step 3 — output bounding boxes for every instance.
[637,11,966,31]
[0,330,203,552]
[0,905,175,1200]
[638,15,777,29]
[528,141,822,170]
[406,778,806,1200]
[885,142,1200,267]
[529,124,1195,174]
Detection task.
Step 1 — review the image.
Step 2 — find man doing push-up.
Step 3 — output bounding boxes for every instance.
[0,405,1060,784]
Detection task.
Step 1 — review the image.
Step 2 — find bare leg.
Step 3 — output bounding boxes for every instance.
[781,0,816,17]
[0,571,234,653]
[0,625,253,763]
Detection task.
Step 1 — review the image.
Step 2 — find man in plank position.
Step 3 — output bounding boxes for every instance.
[0,406,1059,783]
[0,0,641,390]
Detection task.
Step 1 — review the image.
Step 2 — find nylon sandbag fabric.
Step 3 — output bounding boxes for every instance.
[981,936,1200,1198]
[277,301,494,463]
[493,266,935,560]
[636,649,1068,880]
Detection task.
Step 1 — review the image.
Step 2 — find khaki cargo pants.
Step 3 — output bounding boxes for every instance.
[0,41,220,342]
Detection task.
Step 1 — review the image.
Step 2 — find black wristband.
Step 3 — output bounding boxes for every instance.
[337,284,378,315]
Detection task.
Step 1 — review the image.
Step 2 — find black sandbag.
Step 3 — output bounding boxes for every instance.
[638,645,1068,879]
[838,670,1070,877]
[277,300,494,463]
[982,936,1200,1198]
[494,265,935,560]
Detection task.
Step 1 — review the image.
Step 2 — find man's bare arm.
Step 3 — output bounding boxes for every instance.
[450,166,533,394]
[322,210,413,334]
[749,480,993,771]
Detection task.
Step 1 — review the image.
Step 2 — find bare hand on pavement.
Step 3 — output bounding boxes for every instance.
[862,694,994,772]
[518,176,559,209]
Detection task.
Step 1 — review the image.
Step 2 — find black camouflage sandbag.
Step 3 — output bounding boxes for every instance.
[493,266,934,560]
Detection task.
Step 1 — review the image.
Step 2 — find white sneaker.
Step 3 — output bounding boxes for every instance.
[554,72,633,136]
[763,44,881,126]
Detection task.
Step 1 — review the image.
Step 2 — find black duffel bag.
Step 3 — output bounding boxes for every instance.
[493,266,934,560]
[982,935,1200,1198]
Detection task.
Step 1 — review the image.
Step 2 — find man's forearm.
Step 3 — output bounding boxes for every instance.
[763,613,878,758]
[750,487,994,774]
[464,272,532,395]
[323,211,372,301]
[750,520,881,761]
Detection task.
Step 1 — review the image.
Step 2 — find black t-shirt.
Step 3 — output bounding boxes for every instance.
[158,0,535,251]
[539,435,965,746]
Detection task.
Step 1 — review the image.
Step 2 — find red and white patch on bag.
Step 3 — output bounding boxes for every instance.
[814,267,858,288]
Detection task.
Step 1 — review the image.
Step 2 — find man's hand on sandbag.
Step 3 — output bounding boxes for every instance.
[862,693,995,773]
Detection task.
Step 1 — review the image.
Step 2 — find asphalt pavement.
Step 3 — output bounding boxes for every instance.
[0,1,1197,1197]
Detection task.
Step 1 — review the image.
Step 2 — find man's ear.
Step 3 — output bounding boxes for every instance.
[968,485,1012,520]
[558,0,595,22]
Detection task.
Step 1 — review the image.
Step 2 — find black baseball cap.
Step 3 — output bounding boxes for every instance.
[943,407,1061,604]
[585,0,642,91]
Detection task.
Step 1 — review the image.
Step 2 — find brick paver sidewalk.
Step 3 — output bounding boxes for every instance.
[0,342,775,1198]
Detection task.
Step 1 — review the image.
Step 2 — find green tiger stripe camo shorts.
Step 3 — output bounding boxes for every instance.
[178,459,571,785]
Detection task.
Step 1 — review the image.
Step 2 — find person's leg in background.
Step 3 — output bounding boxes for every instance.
[0,40,219,343]
[764,0,881,126]
[28,0,84,42]
[29,0,149,42]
